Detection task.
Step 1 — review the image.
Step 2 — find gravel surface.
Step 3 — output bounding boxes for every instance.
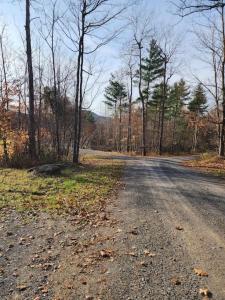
[1,155,225,299]
[102,156,225,300]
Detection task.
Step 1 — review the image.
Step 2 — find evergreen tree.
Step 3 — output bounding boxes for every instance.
[134,39,165,154]
[167,79,190,119]
[188,84,208,115]
[167,79,190,151]
[104,75,127,113]
[104,75,127,151]
[141,39,165,103]
[188,84,208,152]
[150,82,169,151]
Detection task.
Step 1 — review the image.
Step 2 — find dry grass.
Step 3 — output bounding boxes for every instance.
[183,153,225,176]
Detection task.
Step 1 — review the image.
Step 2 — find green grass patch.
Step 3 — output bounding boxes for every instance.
[0,157,123,212]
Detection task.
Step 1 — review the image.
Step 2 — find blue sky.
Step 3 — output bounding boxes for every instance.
[0,0,213,115]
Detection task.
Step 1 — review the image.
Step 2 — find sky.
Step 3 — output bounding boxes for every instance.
[0,0,214,116]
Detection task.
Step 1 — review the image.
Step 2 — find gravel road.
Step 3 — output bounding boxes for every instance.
[100,156,225,300]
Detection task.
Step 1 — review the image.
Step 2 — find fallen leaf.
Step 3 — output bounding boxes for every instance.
[100,249,113,258]
[194,268,208,277]
[129,230,138,235]
[81,279,87,285]
[175,226,184,231]
[199,288,212,297]
[144,250,156,257]
[41,287,48,294]
[17,284,28,291]
[67,284,73,289]
[0,268,4,275]
[171,277,181,285]
[54,231,63,237]
[140,261,148,267]
[19,237,26,244]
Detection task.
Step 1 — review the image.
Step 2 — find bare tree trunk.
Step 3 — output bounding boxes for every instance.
[127,72,133,152]
[73,30,83,163]
[77,34,84,161]
[37,54,42,156]
[25,0,36,159]
[171,115,177,153]
[137,42,146,156]
[219,5,225,157]
[159,61,167,156]
[51,16,60,159]
[118,97,122,152]
[192,121,198,153]
[0,29,9,163]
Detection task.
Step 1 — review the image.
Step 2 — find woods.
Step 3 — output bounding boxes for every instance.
[1,0,225,167]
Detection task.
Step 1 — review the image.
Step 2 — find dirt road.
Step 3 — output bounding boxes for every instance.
[1,155,225,299]
[101,156,225,299]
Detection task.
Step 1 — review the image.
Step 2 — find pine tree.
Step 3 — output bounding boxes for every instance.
[167,79,190,151]
[150,83,169,151]
[141,39,165,103]
[188,84,208,152]
[188,83,208,115]
[135,39,165,154]
[168,79,190,118]
[104,75,127,151]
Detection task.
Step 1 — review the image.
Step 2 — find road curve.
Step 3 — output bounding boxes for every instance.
[102,156,225,300]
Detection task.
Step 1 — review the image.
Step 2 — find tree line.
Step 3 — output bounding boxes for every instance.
[1,0,225,167]
[97,0,225,157]
[0,0,126,166]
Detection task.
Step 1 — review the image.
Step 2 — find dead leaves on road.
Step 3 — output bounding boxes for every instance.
[126,252,138,257]
[171,277,181,286]
[16,284,28,291]
[144,249,156,257]
[175,226,184,231]
[100,249,114,259]
[129,229,138,235]
[199,288,212,298]
[194,268,208,277]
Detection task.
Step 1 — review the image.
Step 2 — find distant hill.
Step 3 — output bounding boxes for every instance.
[91,112,109,123]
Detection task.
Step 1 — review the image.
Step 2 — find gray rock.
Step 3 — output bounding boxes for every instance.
[28,164,62,176]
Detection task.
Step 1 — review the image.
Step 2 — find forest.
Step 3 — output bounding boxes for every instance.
[0,0,225,167]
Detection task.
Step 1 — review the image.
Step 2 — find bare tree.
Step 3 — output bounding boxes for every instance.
[175,0,225,156]
[121,45,137,152]
[126,54,136,152]
[62,0,126,163]
[131,15,152,156]
[192,21,222,151]
[39,0,61,158]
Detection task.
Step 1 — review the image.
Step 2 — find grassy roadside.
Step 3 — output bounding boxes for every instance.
[0,156,123,212]
[183,153,225,177]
